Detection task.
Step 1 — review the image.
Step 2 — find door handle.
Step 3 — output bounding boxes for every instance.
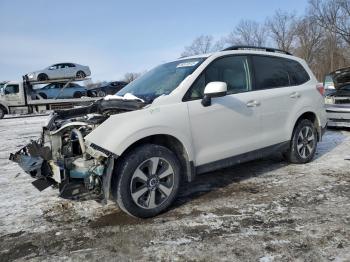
[290,92,301,98]
[246,100,261,107]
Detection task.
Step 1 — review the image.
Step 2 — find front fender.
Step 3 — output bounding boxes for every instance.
[85,102,194,162]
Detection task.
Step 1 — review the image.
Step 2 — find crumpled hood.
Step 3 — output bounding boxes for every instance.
[329,67,350,89]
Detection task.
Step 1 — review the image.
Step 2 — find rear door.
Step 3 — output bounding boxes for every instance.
[185,55,263,166]
[251,55,310,146]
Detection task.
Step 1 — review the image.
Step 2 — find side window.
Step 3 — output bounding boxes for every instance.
[68,63,76,68]
[49,64,58,70]
[284,60,310,85]
[253,56,290,90]
[187,56,251,99]
[5,84,19,94]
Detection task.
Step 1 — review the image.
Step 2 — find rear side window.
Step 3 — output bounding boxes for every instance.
[253,56,310,90]
[252,56,290,90]
[284,60,310,85]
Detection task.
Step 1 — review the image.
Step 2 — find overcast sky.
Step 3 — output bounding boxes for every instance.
[0,0,308,82]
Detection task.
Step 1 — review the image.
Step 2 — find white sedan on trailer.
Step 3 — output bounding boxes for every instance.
[25,63,91,81]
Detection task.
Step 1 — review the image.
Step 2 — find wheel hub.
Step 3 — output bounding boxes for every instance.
[303,138,308,146]
[148,176,159,190]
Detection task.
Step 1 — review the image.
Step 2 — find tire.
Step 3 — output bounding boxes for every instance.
[97,90,106,97]
[113,144,181,218]
[38,74,48,81]
[0,107,5,119]
[76,71,86,79]
[38,92,47,99]
[284,119,317,164]
[73,92,82,98]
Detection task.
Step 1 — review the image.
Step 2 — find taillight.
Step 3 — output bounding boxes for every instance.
[316,83,325,96]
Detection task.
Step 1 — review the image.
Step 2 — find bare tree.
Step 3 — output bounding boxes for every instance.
[309,0,350,45]
[226,20,267,46]
[294,16,324,64]
[266,10,297,52]
[123,72,141,83]
[181,35,222,57]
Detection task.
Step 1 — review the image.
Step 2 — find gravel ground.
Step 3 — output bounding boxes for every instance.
[0,115,349,261]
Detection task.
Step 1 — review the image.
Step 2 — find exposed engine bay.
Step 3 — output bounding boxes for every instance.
[9,98,146,202]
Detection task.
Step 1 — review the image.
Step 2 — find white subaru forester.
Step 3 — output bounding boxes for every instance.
[12,46,327,218]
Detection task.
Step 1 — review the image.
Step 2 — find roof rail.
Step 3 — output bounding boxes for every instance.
[222,45,292,55]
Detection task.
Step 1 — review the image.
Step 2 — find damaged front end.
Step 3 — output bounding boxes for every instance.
[10,98,146,202]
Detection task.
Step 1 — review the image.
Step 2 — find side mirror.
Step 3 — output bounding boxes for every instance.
[201,81,227,107]
[49,66,55,70]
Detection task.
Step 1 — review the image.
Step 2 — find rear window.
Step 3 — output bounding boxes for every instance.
[252,56,310,90]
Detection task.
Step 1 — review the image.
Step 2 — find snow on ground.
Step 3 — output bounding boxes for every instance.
[0,116,349,261]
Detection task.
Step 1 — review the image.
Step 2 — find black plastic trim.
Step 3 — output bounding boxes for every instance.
[196,141,290,175]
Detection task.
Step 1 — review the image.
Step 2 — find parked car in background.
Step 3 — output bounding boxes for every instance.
[89,81,128,97]
[324,67,350,127]
[25,63,91,82]
[34,82,87,99]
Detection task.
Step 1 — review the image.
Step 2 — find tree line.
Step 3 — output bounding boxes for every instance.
[181,0,350,81]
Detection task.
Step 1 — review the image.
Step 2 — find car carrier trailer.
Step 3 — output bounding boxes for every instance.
[0,77,98,119]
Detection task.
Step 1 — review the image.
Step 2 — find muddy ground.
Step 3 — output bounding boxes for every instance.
[0,115,349,261]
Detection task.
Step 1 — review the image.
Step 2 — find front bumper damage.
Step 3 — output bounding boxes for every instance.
[9,98,145,202]
[10,140,115,203]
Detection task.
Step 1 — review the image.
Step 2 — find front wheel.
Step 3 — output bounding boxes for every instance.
[113,144,181,218]
[38,73,48,81]
[0,107,5,119]
[284,119,317,164]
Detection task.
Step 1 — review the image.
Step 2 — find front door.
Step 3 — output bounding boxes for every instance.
[185,55,262,166]
[3,84,22,106]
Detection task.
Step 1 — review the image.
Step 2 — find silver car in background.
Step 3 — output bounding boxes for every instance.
[25,63,91,81]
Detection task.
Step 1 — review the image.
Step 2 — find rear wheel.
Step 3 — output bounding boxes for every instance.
[284,119,317,164]
[113,144,181,218]
[76,71,86,79]
[38,74,48,81]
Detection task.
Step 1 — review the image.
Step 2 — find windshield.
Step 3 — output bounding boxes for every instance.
[116,58,205,102]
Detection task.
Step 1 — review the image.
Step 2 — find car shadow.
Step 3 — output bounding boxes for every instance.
[171,154,286,211]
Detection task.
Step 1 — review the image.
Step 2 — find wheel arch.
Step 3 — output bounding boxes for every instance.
[290,111,321,141]
[38,73,48,80]
[113,134,195,183]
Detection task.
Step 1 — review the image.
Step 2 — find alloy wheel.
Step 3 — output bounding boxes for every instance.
[130,157,174,209]
[297,126,315,158]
